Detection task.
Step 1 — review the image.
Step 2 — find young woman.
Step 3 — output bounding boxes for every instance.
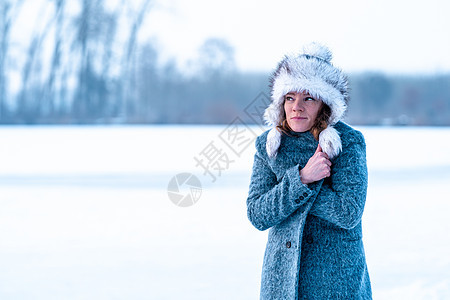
[246,43,372,299]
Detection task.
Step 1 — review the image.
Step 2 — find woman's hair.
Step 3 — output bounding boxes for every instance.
[276,101,332,140]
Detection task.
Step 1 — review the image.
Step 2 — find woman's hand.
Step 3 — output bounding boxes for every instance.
[300,144,332,184]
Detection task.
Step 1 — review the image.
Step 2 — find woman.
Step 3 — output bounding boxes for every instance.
[246,43,372,299]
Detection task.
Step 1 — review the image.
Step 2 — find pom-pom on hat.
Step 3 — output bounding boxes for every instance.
[264,42,349,159]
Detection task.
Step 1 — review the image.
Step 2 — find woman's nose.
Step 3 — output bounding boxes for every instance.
[293,99,304,111]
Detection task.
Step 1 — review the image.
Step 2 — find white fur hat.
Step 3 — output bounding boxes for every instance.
[264,42,349,159]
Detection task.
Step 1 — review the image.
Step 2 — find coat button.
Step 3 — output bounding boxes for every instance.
[295,199,300,204]
[306,236,313,244]
[299,195,304,201]
[303,192,308,197]
[286,241,291,248]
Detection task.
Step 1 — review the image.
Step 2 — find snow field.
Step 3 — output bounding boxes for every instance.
[0,125,449,299]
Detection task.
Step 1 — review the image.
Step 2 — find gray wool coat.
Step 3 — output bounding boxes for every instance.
[247,121,372,300]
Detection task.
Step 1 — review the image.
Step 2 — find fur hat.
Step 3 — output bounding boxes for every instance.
[264,42,349,159]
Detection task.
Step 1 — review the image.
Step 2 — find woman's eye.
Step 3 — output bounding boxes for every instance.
[285,96,294,101]
[305,97,315,101]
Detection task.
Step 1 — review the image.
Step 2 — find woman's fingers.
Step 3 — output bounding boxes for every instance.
[300,146,333,184]
[315,143,322,154]
[315,152,331,167]
[315,155,332,178]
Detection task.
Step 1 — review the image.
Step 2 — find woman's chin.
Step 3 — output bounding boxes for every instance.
[288,124,311,133]
[287,120,313,133]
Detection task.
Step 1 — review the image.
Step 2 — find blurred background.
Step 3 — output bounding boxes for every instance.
[1,0,450,299]
[1,0,450,125]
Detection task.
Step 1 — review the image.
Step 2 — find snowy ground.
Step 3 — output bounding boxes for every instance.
[0,125,449,299]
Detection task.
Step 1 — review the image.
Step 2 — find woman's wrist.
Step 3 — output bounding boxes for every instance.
[299,168,310,185]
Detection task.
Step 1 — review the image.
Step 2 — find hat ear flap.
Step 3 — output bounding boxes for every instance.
[319,126,342,159]
[266,128,282,158]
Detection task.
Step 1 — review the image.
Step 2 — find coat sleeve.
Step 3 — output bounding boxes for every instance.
[308,130,368,230]
[246,135,321,231]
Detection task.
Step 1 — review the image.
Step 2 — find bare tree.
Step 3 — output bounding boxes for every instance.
[17,1,58,123]
[197,37,236,78]
[0,0,25,121]
[40,0,66,119]
[120,0,152,122]
[72,0,122,122]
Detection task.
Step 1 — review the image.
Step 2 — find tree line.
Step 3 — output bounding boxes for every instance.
[1,0,449,126]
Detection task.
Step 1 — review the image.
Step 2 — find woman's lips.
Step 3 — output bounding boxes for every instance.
[291,117,306,120]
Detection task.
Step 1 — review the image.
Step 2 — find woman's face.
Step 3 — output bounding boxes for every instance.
[284,91,323,132]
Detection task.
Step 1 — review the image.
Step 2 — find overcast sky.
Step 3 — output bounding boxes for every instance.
[143,0,450,74]
[15,0,450,75]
